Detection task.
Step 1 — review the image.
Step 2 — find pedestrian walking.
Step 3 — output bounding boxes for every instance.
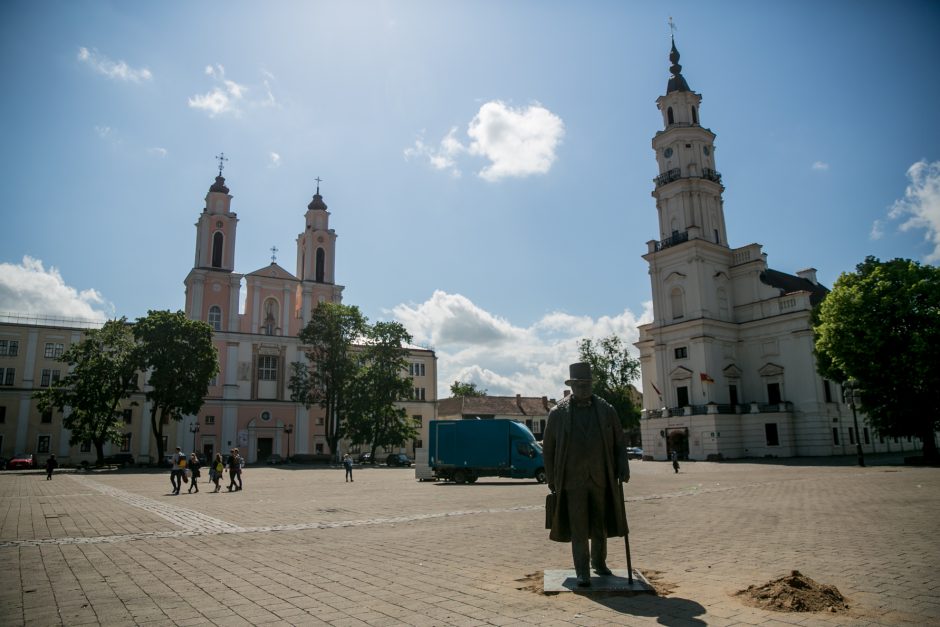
[187,453,201,493]
[227,449,242,491]
[671,450,680,474]
[170,447,185,494]
[210,453,224,492]
[343,453,354,482]
[45,454,58,480]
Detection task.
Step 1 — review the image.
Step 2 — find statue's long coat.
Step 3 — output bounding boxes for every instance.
[543,395,629,542]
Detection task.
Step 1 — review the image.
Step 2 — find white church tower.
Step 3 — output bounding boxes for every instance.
[636,38,848,461]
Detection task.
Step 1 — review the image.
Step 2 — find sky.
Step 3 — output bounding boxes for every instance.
[1,1,938,399]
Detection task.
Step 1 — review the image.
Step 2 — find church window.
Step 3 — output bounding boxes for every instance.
[41,410,52,423]
[667,106,674,125]
[676,386,689,407]
[409,362,426,377]
[691,106,698,125]
[208,306,222,331]
[729,385,738,407]
[848,427,855,445]
[765,423,779,446]
[863,428,871,445]
[120,433,132,452]
[44,342,64,358]
[823,380,833,403]
[211,231,224,268]
[262,299,279,336]
[767,382,782,405]
[315,248,325,283]
[832,428,839,445]
[37,435,50,453]
[0,368,14,385]
[258,356,278,381]
[0,340,18,356]
[714,229,720,244]
[670,287,685,319]
[674,346,688,359]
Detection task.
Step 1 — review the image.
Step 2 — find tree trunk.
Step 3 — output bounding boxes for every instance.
[94,439,106,465]
[151,405,165,465]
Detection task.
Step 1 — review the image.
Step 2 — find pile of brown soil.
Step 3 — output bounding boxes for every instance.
[735,570,849,613]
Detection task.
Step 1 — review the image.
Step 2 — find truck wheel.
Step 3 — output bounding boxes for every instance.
[535,469,547,484]
[454,470,468,484]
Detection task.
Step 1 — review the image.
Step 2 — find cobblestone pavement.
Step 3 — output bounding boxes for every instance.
[1,457,937,626]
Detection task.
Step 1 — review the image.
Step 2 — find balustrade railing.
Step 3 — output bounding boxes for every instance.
[654,230,689,251]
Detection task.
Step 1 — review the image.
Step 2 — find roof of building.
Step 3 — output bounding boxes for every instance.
[245,263,298,280]
[760,268,830,306]
[666,38,691,94]
[438,395,555,418]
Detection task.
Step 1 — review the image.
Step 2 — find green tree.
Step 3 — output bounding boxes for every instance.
[134,310,218,463]
[35,319,138,464]
[578,335,642,440]
[450,380,488,397]
[814,256,940,463]
[290,302,367,460]
[345,321,417,461]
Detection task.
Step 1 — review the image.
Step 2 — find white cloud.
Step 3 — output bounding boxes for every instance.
[870,219,884,240]
[403,127,464,178]
[94,125,112,139]
[77,47,152,83]
[189,64,278,117]
[405,100,565,181]
[812,161,830,171]
[0,256,112,321]
[149,147,168,158]
[886,159,940,262]
[468,101,565,181]
[189,64,248,117]
[391,290,651,398]
[269,152,281,168]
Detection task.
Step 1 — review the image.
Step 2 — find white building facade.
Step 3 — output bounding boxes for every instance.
[635,40,924,461]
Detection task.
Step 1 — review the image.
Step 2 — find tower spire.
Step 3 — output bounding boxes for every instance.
[666,21,691,94]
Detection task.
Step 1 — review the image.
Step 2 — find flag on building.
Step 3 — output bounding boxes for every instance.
[700,372,715,383]
[651,381,662,399]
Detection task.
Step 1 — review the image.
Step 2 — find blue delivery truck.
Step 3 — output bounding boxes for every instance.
[428,419,546,484]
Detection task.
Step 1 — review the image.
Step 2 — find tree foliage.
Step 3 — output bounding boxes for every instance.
[345,321,417,461]
[450,381,488,397]
[35,319,138,464]
[814,256,940,462]
[290,302,367,460]
[134,310,218,462]
[578,335,642,438]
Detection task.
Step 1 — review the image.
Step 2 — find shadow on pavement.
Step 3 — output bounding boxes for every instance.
[588,594,707,626]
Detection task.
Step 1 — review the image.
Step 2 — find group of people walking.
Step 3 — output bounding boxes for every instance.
[170,447,243,495]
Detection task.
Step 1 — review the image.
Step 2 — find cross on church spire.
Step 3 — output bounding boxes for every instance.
[270,245,278,263]
[668,16,677,39]
[314,176,323,195]
[215,152,229,176]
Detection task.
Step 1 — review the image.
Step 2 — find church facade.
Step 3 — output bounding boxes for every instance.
[0,173,437,465]
[635,40,925,461]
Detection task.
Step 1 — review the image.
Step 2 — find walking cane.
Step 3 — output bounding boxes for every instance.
[618,480,634,584]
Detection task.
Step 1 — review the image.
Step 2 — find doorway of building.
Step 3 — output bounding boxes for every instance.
[257,437,273,463]
[202,443,214,464]
[667,428,689,461]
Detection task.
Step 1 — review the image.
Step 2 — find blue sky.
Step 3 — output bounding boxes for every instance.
[1,1,938,398]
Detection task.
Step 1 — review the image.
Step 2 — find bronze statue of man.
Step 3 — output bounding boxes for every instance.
[543,362,629,587]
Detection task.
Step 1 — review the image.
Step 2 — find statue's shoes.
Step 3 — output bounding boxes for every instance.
[593,565,613,576]
[577,577,591,587]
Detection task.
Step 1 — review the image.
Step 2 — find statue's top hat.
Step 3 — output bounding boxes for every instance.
[565,362,593,385]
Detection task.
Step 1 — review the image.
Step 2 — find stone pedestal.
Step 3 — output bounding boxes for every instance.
[542,569,655,593]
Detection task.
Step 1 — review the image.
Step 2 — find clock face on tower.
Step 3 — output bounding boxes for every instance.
[664,147,673,158]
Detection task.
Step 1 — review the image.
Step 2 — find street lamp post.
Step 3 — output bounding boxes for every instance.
[842,380,865,467]
[189,423,200,454]
[284,424,293,461]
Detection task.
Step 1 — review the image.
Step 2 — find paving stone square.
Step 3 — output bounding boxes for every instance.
[1,456,938,626]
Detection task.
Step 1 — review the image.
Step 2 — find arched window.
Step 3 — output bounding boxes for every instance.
[208,306,222,331]
[670,287,685,320]
[315,247,325,283]
[691,106,698,125]
[211,231,224,268]
[262,298,279,336]
[667,106,674,125]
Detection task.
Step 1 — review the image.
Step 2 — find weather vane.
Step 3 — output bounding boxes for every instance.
[668,16,677,38]
[314,176,323,194]
[215,152,229,176]
[270,245,278,263]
